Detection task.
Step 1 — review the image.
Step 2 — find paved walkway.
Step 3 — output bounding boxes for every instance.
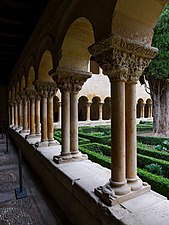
[0,133,71,225]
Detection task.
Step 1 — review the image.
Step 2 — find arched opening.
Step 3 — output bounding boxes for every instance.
[91,96,101,121]
[38,50,54,81]
[59,17,94,71]
[103,97,111,120]
[21,76,26,91]
[137,98,144,118]
[53,96,59,122]
[78,96,88,121]
[27,66,35,88]
[145,98,152,118]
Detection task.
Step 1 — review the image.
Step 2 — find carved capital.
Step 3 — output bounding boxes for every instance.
[88,34,158,82]
[19,91,28,101]
[51,67,92,92]
[24,87,37,101]
[33,80,58,98]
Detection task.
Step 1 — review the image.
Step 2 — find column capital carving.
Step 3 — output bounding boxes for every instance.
[50,67,92,92]
[19,91,28,101]
[15,96,22,103]
[24,87,37,100]
[88,34,158,82]
[33,80,58,98]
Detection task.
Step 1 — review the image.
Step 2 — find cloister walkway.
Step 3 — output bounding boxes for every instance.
[0,133,72,225]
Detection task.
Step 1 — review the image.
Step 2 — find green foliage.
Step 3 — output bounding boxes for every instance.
[145,4,169,79]
[155,140,169,152]
[144,163,163,176]
[137,135,168,146]
[80,143,111,157]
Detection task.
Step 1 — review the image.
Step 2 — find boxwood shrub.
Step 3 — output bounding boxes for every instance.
[137,135,169,146]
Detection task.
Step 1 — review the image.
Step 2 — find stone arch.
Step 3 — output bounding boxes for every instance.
[137,98,144,118]
[16,81,20,96]
[144,98,152,118]
[111,0,164,46]
[59,17,95,71]
[103,97,111,120]
[78,96,88,121]
[53,96,60,122]
[38,50,54,81]
[12,86,15,99]
[21,75,26,91]
[91,96,101,121]
[27,66,35,88]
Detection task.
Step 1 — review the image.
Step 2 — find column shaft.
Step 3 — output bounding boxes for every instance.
[35,97,41,135]
[99,103,103,120]
[14,101,18,127]
[41,97,48,142]
[86,103,91,121]
[58,102,61,123]
[111,80,126,183]
[18,101,23,128]
[47,96,54,141]
[70,92,78,154]
[61,91,70,155]
[30,98,35,136]
[23,99,28,131]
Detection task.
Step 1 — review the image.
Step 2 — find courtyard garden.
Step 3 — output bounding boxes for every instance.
[54,122,169,199]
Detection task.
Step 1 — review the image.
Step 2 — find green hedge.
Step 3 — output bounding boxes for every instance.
[137,143,169,161]
[137,168,169,199]
[78,132,111,145]
[79,145,169,199]
[78,126,110,134]
[137,135,169,146]
[137,154,169,178]
[80,143,111,157]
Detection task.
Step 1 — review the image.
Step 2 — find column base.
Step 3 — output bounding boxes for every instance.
[71,151,88,160]
[19,129,30,134]
[127,176,143,191]
[53,154,72,164]
[94,181,150,206]
[48,139,60,146]
[34,140,49,148]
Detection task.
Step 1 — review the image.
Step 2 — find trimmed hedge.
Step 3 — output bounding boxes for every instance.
[79,145,111,169]
[80,143,111,157]
[137,154,169,178]
[79,145,169,199]
[137,168,169,199]
[137,135,169,146]
[78,132,111,145]
[137,143,169,161]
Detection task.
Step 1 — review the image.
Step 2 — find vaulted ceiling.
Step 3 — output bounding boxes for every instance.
[0,0,49,85]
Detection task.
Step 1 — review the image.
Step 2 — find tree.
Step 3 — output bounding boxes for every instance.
[142,3,169,136]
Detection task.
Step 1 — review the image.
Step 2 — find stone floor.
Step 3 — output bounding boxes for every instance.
[0,133,72,225]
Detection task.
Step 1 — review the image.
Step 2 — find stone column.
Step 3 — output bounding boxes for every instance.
[88,34,157,205]
[33,80,48,146]
[14,100,18,128]
[125,81,142,190]
[8,100,11,126]
[99,102,103,121]
[140,103,145,118]
[35,96,41,136]
[47,83,58,145]
[147,103,152,118]
[86,102,91,121]
[51,67,91,162]
[18,98,23,129]
[25,88,37,137]
[58,101,61,123]
[19,92,29,133]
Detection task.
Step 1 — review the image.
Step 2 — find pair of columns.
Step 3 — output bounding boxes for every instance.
[85,101,104,121]
[88,34,157,205]
[33,81,58,146]
[51,67,92,162]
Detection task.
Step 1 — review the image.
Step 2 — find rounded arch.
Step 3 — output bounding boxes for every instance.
[78,96,88,121]
[9,90,12,99]
[38,50,54,81]
[27,66,35,88]
[59,17,95,71]
[53,96,60,122]
[16,81,20,96]
[35,35,56,78]
[103,97,111,120]
[21,75,26,91]
[137,98,144,118]
[91,96,101,121]
[145,98,152,118]
[12,86,15,99]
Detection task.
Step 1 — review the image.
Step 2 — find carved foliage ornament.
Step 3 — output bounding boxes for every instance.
[51,67,92,92]
[88,34,158,82]
[33,80,58,98]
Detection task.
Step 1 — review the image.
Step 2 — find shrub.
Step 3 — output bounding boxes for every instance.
[137,135,168,146]
[144,163,163,176]
[155,140,169,152]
